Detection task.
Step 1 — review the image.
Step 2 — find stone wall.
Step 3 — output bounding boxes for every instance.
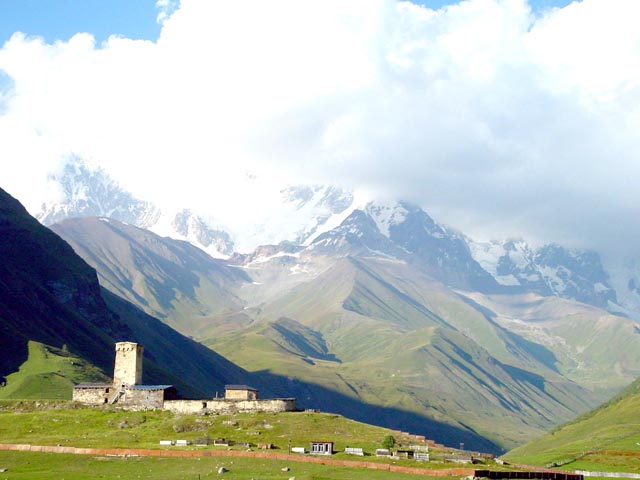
[122,388,165,409]
[164,398,296,415]
[72,387,110,404]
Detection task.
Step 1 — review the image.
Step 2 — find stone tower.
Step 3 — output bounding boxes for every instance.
[113,342,143,386]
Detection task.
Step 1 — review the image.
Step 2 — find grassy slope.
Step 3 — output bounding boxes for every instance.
[0,402,474,480]
[0,403,414,451]
[206,257,600,451]
[50,217,249,335]
[463,293,640,391]
[0,341,109,400]
[504,377,640,472]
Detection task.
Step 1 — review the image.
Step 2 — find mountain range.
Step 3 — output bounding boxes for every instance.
[0,185,517,453]
[35,157,639,320]
[4,157,640,453]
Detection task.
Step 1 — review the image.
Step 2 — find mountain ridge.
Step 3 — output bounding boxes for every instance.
[33,157,637,320]
[48,214,640,451]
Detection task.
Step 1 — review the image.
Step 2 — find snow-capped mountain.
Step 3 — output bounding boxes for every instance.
[33,157,640,319]
[35,157,358,258]
[469,239,617,310]
[279,184,357,245]
[312,201,498,291]
[601,256,640,319]
[36,158,235,258]
[37,157,161,228]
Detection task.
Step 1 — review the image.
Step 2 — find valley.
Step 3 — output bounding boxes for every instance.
[3,171,640,456]
[49,210,640,452]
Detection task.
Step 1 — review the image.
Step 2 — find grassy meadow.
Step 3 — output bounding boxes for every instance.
[0,450,449,480]
[504,378,640,472]
[0,400,486,479]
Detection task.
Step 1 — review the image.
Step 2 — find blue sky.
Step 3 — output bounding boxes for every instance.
[0,0,575,45]
[0,0,161,44]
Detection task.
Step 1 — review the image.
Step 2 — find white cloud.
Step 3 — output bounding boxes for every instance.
[0,0,639,255]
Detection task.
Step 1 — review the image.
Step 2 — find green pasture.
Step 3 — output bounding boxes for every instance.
[0,451,444,480]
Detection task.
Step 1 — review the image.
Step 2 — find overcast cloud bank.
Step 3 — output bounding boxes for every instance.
[0,0,639,255]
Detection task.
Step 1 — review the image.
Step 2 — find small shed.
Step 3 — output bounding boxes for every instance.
[395,449,415,459]
[225,385,259,401]
[126,385,177,408]
[73,383,113,404]
[310,441,333,455]
[345,447,364,456]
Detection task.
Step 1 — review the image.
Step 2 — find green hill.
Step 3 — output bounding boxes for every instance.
[504,377,640,472]
[0,341,108,400]
[0,401,489,479]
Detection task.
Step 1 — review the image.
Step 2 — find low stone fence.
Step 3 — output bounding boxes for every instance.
[576,471,640,479]
[475,470,583,480]
[163,398,296,414]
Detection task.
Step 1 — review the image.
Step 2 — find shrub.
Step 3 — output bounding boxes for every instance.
[381,435,396,449]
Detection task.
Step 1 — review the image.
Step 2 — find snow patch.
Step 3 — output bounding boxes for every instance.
[366,202,408,238]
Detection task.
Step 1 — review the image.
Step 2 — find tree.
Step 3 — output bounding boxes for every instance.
[381,435,396,449]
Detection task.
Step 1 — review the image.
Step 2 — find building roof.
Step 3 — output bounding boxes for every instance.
[127,385,174,391]
[74,383,112,389]
[225,385,258,391]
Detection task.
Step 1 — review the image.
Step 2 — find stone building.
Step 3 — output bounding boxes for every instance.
[310,441,334,455]
[113,342,143,386]
[73,341,296,413]
[225,385,258,400]
[73,342,177,408]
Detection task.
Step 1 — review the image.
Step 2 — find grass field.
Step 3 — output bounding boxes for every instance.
[504,378,640,472]
[0,450,445,480]
[0,401,421,454]
[0,401,481,479]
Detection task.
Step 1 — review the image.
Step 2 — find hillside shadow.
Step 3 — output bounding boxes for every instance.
[247,368,504,454]
[455,293,559,373]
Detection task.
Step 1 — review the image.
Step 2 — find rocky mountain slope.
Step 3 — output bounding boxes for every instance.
[469,239,618,310]
[50,216,249,335]
[34,157,640,319]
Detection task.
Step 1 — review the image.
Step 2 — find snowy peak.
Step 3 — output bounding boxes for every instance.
[534,244,617,308]
[311,208,396,255]
[170,209,235,257]
[36,157,234,258]
[280,184,356,244]
[378,201,498,291]
[282,184,353,214]
[37,157,160,228]
[470,240,617,309]
[365,202,409,238]
[313,201,497,291]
